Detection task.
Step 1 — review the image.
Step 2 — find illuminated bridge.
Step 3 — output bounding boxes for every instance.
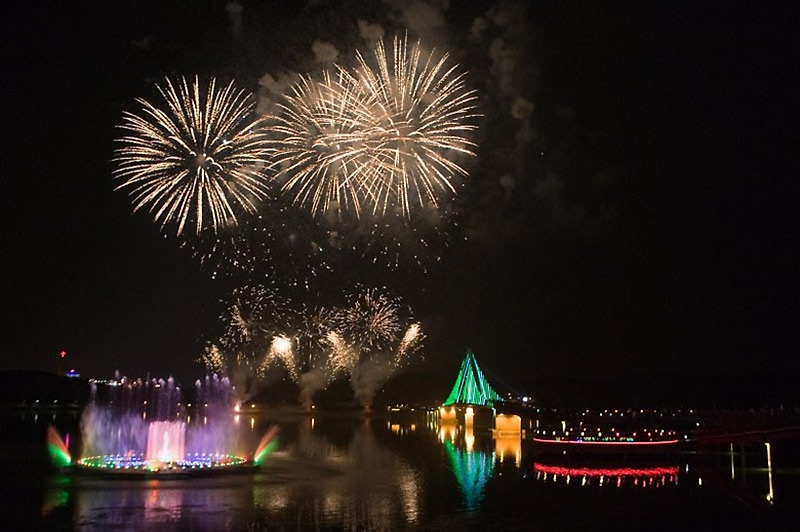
[440,350,508,429]
[443,350,500,408]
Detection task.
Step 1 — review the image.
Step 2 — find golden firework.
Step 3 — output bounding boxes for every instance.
[113,76,273,235]
[270,36,479,219]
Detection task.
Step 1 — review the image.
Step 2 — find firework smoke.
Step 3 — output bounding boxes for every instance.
[199,284,294,403]
[331,287,424,409]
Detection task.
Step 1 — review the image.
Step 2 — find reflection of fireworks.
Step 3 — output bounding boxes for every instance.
[270,36,478,219]
[113,76,273,235]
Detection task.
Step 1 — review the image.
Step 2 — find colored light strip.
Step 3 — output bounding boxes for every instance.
[77,454,247,470]
[534,463,680,477]
[532,437,679,446]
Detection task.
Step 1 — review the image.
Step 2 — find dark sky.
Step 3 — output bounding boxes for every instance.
[3,1,798,390]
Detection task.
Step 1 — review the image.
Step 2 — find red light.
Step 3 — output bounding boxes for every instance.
[534,463,679,478]
[60,351,66,358]
[532,437,679,446]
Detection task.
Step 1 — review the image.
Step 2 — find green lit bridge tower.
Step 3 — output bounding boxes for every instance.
[440,350,501,429]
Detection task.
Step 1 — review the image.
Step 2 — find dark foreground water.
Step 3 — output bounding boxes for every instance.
[6,408,799,531]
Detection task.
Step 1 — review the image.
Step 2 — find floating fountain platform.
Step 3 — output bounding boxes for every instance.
[72,419,257,478]
[52,375,278,479]
[73,453,255,478]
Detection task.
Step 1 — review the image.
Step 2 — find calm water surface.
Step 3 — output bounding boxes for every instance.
[6,408,799,530]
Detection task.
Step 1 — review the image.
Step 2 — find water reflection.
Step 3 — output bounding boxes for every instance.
[765,442,774,504]
[495,435,522,467]
[73,478,252,530]
[13,408,800,530]
[438,420,499,510]
[250,417,421,529]
[709,439,792,510]
[442,439,494,510]
[533,463,680,488]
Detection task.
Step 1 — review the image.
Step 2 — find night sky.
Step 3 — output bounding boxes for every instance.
[3,1,798,396]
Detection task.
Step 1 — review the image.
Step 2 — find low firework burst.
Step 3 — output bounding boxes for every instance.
[335,287,403,356]
[263,334,297,381]
[213,285,295,376]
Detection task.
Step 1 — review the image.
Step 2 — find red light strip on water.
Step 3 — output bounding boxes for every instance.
[532,437,679,446]
[534,463,680,477]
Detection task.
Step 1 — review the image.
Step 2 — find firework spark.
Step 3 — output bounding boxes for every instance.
[336,287,403,355]
[199,344,226,375]
[269,36,479,219]
[113,76,273,235]
[325,330,357,377]
[263,334,297,381]
[213,284,294,378]
[396,323,424,362]
[295,306,337,371]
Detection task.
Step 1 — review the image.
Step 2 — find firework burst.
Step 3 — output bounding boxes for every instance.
[213,284,295,374]
[113,76,273,235]
[269,71,370,217]
[336,287,403,355]
[325,330,358,377]
[269,36,479,219]
[263,334,298,381]
[396,323,424,363]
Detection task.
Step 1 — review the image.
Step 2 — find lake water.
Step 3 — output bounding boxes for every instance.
[6,407,799,530]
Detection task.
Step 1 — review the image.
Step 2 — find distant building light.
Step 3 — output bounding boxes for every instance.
[66,369,80,378]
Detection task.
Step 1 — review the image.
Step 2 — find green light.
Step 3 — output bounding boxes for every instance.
[443,350,500,407]
[48,443,71,468]
[46,426,71,468]
[443,440,495,510]
[254,439,278,465]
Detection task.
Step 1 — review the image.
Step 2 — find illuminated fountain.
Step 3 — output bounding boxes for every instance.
[56,373,275,477]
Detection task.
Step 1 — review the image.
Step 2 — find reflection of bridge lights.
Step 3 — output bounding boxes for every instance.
[730,442,736,480]
[533,464,680,488]
[444,440,495,510]
[465,426,474,451]
[439,425,457,442]
[495,436,521,467]
[766,442,774,504]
